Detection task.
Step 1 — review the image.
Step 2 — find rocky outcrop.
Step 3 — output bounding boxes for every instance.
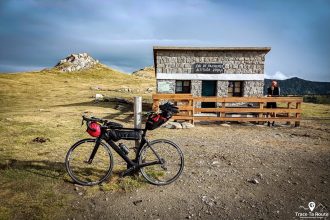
[55,53,99,72]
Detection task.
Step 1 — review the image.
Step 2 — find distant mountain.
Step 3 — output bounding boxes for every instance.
[264,77,330,95]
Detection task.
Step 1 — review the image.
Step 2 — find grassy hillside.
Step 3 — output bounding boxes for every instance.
[0,66,155,219]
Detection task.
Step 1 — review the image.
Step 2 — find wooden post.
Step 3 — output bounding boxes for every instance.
[220,102,226,118]
[259,102,264,124]
[287,102,291,125]
[191,98,195,125]
[295,102,301,127]
[134,96,142,148]
[188,99,192,124]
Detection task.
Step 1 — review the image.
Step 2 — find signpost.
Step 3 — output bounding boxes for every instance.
[134,96,142,148]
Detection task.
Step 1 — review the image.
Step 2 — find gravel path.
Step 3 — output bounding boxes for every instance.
[66,121,330,219]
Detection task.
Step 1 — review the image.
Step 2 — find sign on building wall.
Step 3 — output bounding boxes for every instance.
[193,63,224,74]
[158,81,172,93]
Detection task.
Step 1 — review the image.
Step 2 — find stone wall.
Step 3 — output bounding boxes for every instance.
[243,81,264,97]
[191,80,202,107]
[216,81,229,107]
[217,81,229,96]
[156,50,266,74]
[191,80,202,97]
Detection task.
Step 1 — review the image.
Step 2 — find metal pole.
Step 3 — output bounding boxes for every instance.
[134,96,142,148]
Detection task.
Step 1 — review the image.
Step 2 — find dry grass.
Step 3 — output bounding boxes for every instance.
[301,103,330,118]
[0,66,155,219]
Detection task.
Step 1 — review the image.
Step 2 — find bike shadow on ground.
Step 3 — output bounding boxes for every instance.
[0,159,130,184]
[0,159,66,179]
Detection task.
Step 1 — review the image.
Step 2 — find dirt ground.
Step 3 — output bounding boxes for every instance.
[64,120,330,220]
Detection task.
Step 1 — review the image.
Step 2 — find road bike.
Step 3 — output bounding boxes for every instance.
[65,103,184,186]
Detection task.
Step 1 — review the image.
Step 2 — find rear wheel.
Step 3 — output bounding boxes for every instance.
[138,139,184,185]
[65,138,113,186]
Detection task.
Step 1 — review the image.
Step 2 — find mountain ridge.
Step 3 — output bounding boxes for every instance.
[264,77,330,95]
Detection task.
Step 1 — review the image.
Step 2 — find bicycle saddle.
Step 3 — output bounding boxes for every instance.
[106,121,123,129]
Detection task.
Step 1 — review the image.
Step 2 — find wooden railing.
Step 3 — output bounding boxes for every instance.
[153,94,194,124]
[152,94,303,126]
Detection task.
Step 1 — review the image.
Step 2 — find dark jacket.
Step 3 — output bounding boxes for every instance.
[267,87,280,96]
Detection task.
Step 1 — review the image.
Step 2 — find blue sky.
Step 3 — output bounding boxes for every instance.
[0,0,329,81]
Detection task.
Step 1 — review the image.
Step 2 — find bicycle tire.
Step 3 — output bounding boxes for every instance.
[138,139,184,185]
[65,138,114,186]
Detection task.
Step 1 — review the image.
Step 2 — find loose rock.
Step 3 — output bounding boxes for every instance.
[247,178,259,184]
[181,122,194,129]
[212,161,220,165]
[95,94,104,101]
[133,200,143,206]
[146,88,154,92]
[163,122,182,129]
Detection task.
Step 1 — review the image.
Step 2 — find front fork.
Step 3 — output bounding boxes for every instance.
[87,137,101,164]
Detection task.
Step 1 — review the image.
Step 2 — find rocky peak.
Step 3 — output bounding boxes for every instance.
[55,53,99,72]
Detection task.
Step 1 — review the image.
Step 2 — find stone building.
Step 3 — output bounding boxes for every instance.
[154,46,271,107]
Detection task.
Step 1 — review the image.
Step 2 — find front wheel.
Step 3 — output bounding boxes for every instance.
[65,138,114,186]
[138,139,184,185]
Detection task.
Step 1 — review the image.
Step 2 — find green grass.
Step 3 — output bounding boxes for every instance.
[301,103,330,118]
[0,169,70,219]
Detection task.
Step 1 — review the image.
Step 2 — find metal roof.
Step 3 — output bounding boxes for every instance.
[153,46,271,52]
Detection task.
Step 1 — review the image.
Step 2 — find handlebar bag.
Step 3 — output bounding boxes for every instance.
[108,130,141,142]
[87,122,101,137]
[146,113,169,130]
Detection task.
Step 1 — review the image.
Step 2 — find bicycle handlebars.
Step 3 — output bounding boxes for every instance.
[82,115,108,124]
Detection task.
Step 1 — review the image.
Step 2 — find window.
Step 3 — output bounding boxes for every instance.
[175,80,191,93]
[228,81,242,97]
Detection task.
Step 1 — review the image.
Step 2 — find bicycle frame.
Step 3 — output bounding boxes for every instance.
[88,126,163,176]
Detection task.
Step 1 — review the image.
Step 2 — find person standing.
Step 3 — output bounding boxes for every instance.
[266,80,280,126]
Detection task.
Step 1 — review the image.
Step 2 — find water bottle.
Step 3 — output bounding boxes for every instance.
[119,143,129,155]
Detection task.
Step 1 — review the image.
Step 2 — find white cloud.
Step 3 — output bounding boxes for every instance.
[265,71,291,80]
